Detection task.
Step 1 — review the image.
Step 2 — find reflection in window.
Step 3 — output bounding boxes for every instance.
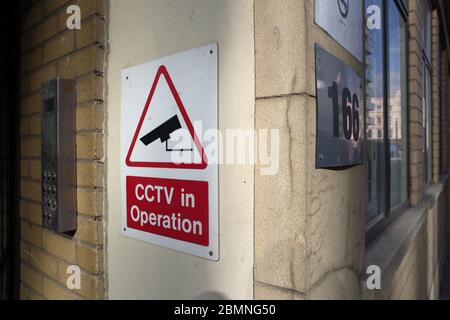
[366,0,385,224]
[388,0,408,208]
[366,0,408,226]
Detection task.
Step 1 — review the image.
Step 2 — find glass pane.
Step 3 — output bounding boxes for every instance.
[365,0,385,223]
[388,0,408,208]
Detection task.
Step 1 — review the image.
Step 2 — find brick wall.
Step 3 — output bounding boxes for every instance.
[441,50,448,173]
[447,52,450,172]
[431,10,440,183]
[443,49,450,172]
[408,0,426,206]
[19,0,106,300]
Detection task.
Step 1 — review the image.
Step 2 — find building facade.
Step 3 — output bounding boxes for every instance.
[0,0,449,299]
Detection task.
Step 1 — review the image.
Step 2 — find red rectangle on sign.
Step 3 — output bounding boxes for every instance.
[126,176,209,246]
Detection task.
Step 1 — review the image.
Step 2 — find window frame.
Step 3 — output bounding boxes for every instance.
[366,0,410,243]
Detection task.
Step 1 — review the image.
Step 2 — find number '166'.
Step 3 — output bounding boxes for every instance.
[327,82,360,141]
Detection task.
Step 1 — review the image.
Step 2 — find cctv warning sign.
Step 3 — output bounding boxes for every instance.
[120,44,218,261]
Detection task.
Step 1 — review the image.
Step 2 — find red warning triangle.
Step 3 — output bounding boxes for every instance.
[125,65,208,169]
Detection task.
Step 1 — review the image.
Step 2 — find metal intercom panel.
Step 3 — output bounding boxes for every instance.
[41,78,77,233]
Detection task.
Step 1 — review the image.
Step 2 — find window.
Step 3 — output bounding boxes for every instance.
[366,0,386,223]
[366,0,409,230]
[388,0,408,208]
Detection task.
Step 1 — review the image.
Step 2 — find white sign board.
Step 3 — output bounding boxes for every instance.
[315,0,363,62]
[120,43,219,261]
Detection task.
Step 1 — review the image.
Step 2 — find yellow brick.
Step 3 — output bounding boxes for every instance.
[22,76,30,95]
[21,160,30,178]
[21,93,41,115]
[30,14,59,48]
[20,284,31,300]
[21,264,43,294]
[21,179,41,202]
[57,7,72,31]
[30,64,57,92]
[77,162,103,187]
[21,199,42,226]
[42,230,76,263]
[20,200,28,219]
[57,260,73,284]
[77,244,103,273]
[74,216,103,245]
[43,0,70,16]
[29,290,46,300]
[30,159,42,181]
[29,246,59,280]
[76,132,104,160]
[77,189,103,216]
[22,2,43,31]
[76,76,103,103]
[21,219,42,247]
[76,0,105,17]
[21,241,31,263]
[29,114,42,135]
[22,47,43,74]
[79,275,103,300]
[410,149,424,165]
[22,32,31,53]
[76,16,105,49]
[43,277,80,300]
[76,103,104,130]
[21,137,41,158]
[57,46,104,79]
[20,117,30,136]
[57,261,103,299]
[43,31,75,63]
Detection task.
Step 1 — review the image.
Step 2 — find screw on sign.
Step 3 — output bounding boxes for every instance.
[338,0,349,18]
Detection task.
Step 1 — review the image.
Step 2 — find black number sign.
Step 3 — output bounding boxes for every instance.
[315,45,363,168]
[327,82,360,142]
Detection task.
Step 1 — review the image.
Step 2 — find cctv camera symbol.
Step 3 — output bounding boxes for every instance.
[140,115,193,152]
